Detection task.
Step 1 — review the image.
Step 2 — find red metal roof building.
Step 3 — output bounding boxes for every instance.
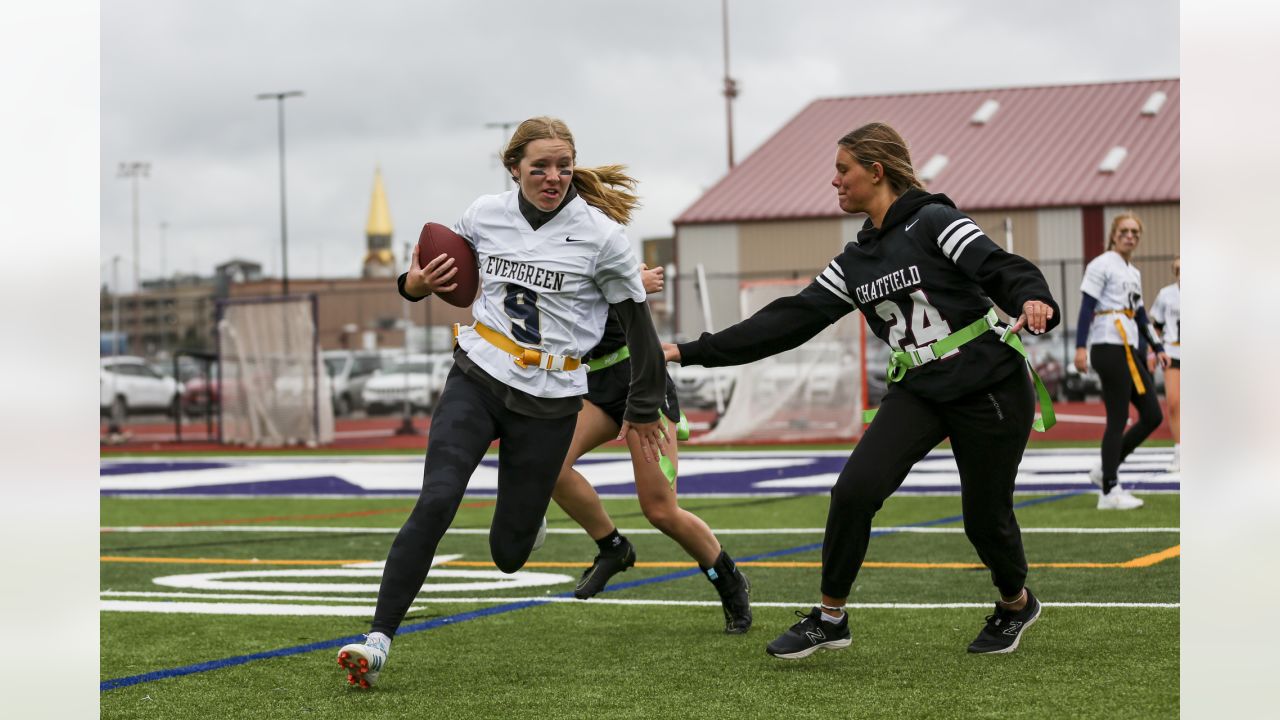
[671,79,1180,337]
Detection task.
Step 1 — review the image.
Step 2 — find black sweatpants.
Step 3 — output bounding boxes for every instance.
[370,365,577,637]
[821,367,1035,600]
[1090,343,1163,491]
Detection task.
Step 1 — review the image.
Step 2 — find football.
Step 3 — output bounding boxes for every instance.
[416,222,479,308]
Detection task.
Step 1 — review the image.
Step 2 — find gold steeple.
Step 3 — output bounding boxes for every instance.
[366,167,393,237]
[362,166,396,278]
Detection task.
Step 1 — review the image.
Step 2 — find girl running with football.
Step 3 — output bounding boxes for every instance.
[338,116,669,688]
[665,122,1059,658]
[1075,213,1169,509]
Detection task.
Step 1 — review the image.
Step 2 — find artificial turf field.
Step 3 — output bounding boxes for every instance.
[100,456,1179,719]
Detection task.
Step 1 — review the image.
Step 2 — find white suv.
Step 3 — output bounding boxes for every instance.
[101,356,184,420]
[361,353,451,415]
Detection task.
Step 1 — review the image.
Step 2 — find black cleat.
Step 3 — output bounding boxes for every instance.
[968,588,1042,654]
[574,538,636,599]
[766,607,851,659]
[720,572,752,634]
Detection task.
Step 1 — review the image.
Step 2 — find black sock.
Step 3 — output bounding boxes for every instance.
[701,550,741,595]
[595,529,625,553]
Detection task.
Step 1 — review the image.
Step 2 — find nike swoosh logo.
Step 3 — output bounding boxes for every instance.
[905,219,919,232]
[565,236,586,243]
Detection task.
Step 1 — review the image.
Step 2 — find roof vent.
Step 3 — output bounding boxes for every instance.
[970,99,1000,125]
[1140,90,1167,116]
[1098,146,1128,173]
[919,154,950,182]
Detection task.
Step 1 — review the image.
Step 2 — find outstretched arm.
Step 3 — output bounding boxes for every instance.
[673,282,849,367]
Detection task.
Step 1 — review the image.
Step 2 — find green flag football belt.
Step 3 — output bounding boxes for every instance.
[586,344,690,485]
[862,307,1057,432]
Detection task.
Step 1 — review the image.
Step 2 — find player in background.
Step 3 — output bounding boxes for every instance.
[1075,214,1170,510]
[665,122,1059,658]
[1148,255,1180,472]
[551,263,752,634]
[337,116,669,689]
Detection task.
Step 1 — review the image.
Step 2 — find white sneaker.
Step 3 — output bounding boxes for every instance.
[1097,489,1144,510]
[532,515,548,552]
[1087,463,1103,490]
[337,632,390,689]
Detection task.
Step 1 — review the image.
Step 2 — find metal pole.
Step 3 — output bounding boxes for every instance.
[107,256,123,436]
[159,221,168,280]
[484,121,521,191]
[117,162,150,292]
[257,91,304,296]
[396,241,419,436]
[721,0,738,170]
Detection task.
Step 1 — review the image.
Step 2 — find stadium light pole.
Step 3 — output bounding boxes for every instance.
[117,162,150,292]
[158,220,169,281]
[721,0,738,169]
[256,90,304,296]
[106,255,123,437]
[484,120,521,192]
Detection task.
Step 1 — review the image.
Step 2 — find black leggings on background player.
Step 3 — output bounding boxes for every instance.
[1091,344,1162,488]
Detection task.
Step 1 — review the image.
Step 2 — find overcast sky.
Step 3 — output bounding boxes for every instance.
[101,0,1178,291]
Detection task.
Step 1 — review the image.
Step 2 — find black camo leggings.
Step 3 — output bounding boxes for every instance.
[370,365,577,637]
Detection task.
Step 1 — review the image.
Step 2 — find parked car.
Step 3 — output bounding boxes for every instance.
[101,356,184,420]
[361,353,450,414]
[323,350,387,416]
[669,364,738,410]
[182,375,219,418]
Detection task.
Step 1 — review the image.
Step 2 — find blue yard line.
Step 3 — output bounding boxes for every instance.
[100,491,1085,691]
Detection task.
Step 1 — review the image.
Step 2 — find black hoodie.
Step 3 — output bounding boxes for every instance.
[677,189,1060,403]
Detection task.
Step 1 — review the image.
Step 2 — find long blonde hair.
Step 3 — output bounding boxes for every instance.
[1107,212,1144,250]
[837,122,925,195]
[501,116,640,225]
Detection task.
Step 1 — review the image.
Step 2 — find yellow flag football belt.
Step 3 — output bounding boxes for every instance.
[1094,309,1145,395]
[455,322,582,372]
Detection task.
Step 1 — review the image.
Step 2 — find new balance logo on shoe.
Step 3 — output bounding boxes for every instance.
[968,588,1041,654]
[766,607,851,660]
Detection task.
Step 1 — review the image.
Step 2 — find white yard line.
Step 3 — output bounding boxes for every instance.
[99,590,1179,611]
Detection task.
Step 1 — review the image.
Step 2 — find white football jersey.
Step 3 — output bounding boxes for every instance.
[1150,283,1181,359]
[1081,250,1144,348]
[452,190,645,398]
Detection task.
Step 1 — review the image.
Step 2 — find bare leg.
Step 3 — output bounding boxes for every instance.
[625,419,721,566]
[1165,367,1180,444]
[551,402,625,540]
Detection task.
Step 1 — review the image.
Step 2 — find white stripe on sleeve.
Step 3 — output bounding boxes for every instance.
[816,263,854,305]
[940,222,979,257]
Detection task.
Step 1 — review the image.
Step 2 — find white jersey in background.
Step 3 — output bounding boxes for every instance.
[452,190,645,399]
[1081,250,1144,348]
[1150,283,1181,360]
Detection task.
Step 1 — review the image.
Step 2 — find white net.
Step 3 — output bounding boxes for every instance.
[218,297,334,447]
[693,279,866,444]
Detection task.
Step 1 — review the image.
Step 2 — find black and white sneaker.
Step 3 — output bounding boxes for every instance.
[765,607,852,659]
[574,538,636,599]
[719,572,752,634]
[967,588,1042,654]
